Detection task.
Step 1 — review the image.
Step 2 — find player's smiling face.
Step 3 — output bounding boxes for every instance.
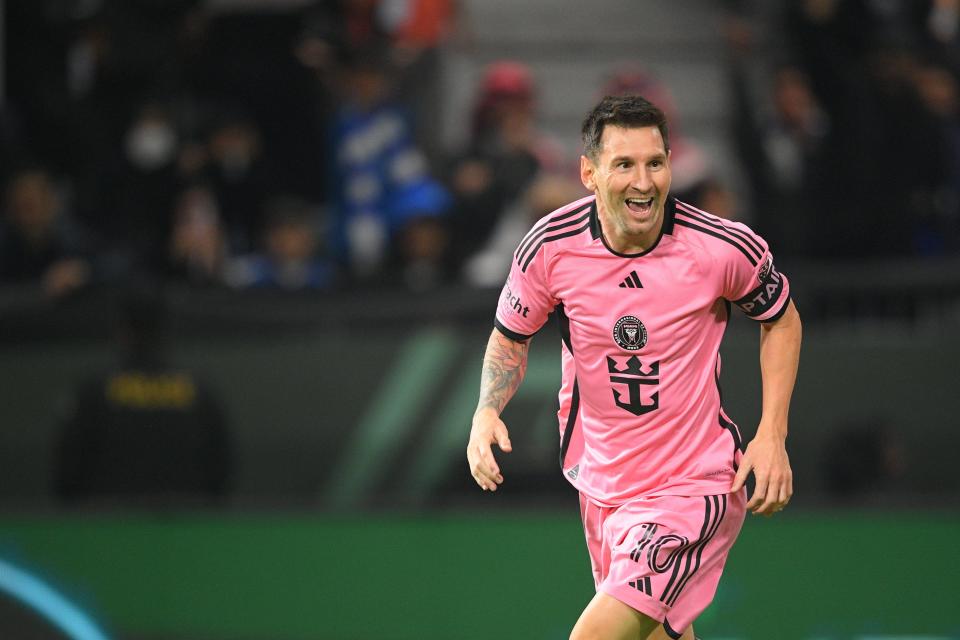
[580,124,672,254]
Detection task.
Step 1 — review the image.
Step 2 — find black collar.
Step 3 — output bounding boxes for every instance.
[662,195,676,235]
[589,199,602,240]
[590,196,676,257]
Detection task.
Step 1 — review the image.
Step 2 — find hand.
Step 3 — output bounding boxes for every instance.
[467,408,512,492]
[730,432,793,516]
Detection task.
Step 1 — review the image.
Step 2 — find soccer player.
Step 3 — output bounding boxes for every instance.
[466,95,801,640]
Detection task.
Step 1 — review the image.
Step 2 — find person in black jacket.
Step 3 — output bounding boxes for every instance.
[55,285,231,507]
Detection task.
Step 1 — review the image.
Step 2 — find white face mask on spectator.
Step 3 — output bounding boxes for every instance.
[125,122,178,171]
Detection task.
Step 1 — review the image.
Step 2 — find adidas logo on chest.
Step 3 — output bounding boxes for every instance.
[618,270,643,289]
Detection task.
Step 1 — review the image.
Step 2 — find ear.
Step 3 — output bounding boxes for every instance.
[580,155,596,191]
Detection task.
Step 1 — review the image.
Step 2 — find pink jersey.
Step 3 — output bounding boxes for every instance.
[495,195,791,506]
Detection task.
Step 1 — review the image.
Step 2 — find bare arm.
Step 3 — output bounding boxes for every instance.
[758,298,802,439]
[467,328,530,491]
[731,299,802,514]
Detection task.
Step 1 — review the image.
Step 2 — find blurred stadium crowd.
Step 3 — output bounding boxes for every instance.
[3,0,960,302]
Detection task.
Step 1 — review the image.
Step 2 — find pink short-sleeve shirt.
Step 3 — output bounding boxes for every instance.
[495,196,791,506]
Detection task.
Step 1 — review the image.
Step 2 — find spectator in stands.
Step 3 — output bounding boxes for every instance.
[226,196,333,291]
[460,173,584,288]
[774,1,960,257]
[187,7,326,201]
[0,167,93,297]
[728,56,837,255]
[328,45,450,289]
[446,61,569,283]
[55,284,232,507]
[60,1,205,230]
[909,60,960,254]
[382,0,458,164]
[203,111,270,254]
[167,183,228,286]
[102,101,185,273]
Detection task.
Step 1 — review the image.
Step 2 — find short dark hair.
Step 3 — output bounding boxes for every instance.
[581,95,670,160]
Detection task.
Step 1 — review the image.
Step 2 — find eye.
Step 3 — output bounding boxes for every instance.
[649,159,663,169]
[615,160,632,170]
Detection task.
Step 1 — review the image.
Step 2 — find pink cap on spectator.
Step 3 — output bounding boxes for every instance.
[481,61,534,98]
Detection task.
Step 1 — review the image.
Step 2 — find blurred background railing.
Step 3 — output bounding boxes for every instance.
[2,259,959,512]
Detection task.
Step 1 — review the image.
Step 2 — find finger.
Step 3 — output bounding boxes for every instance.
[473,462,501,489]
[730,461,752,493]
[495,425,513,453]
[473,445,505,486]
[473,471,496,491]
[756,476,784,515]
[752,475,791,517]
[777,478,791,506]
[474,443,502,480]
[481,467,503,491]
[467,439,500,491]
[746,477,768,512]
[756,493,778,515]
[473,464,496,486]
[467,453,490,485]
[470,457,499,490]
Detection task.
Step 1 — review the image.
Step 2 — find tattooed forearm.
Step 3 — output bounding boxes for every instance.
[476,329,530,416]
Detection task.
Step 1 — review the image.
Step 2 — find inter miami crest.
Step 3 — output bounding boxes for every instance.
[613,315,647,350]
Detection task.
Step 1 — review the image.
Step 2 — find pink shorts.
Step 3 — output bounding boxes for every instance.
[579,489,746,638]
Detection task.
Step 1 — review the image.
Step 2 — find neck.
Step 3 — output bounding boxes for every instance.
[597,206,663,254]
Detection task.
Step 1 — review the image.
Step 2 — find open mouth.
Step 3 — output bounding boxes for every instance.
[625,197,654,215]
